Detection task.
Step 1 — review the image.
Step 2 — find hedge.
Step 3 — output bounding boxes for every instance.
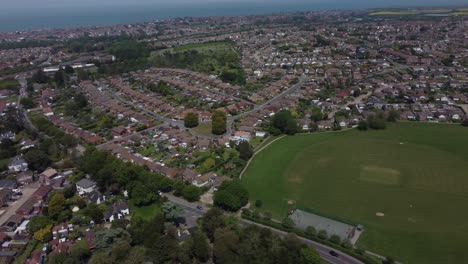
[241,213,380,264]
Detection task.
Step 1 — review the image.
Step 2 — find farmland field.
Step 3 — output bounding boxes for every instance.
[242,122,468,264]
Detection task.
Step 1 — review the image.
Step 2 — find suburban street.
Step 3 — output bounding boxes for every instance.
[162,193,364,264]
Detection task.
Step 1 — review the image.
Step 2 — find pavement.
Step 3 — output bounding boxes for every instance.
[0,184,39,226]
[162,193,363,264]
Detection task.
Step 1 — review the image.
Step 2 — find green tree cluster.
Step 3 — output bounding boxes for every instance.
[184,112,199,128]
[212,110,227,135]
[213,180,249,211]
[269,109,299,135]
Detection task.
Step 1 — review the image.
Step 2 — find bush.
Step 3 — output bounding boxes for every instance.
[282,217,295,229]
[342,239,353,249]
[462,119,468,127]
[329,234,341,245]
[317,229,328,240]
[255,200,263,208]
[263,212,272,221]
[305,226,317,237]
[357,120,368,131]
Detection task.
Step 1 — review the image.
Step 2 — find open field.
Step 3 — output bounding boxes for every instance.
[0,78,19,90]
[191,122,213,136]
[242,122,468,264]
[130,201,162,221]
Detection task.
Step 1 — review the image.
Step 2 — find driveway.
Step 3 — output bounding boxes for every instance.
[0,184,39,226]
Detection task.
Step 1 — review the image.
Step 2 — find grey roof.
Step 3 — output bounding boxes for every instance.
[0,180,17,189]
[104,201,129,219]
[76,178,96,189]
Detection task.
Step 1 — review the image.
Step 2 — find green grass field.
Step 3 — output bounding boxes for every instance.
[191,123,214,136]
[242,122,468,264]
[0,78,19,90]
[130,201,162,221]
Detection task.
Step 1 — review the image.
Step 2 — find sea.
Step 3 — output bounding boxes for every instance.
[0,0,465,32]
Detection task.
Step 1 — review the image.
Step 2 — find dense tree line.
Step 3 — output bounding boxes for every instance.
[212,110,227,135]
[78,148,201,202]
[269,109,300,135]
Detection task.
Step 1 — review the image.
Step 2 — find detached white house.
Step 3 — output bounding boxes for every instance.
[8,156,28,172]
[76,178,97,195]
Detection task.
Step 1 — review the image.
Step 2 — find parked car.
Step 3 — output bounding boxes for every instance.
[329,251,339,257]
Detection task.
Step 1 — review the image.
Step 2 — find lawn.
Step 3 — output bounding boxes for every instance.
[130,201,162,221]
[191,123,213,136]
[0,78,19,90]
[242,122,468,264]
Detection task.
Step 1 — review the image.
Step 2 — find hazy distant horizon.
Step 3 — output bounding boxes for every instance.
[1,0,466,32]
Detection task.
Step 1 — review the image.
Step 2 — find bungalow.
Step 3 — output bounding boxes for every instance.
[76,178,97,195]
[192,172,216,188]
[8,156,28,172]
[104,201,130,222]
[39,168,58,185]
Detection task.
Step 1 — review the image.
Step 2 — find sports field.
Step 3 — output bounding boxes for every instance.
[242,122,468,264]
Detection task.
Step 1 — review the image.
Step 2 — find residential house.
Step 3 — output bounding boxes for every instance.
[39,168,58,185]
[0,189,13,207]
[86,190,106,205]
[104,201,130,222]
[8,156,28,172]
[52,223,73,239]
[76,178,97,195]
[0,180,17,190]
[16,171,34,185]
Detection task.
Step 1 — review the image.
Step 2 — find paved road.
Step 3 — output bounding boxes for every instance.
[0,185,39,226]
[98,76,307,140]
[162,193,363,264]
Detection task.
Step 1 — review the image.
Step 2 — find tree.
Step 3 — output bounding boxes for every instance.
[34,224,52,242]
[255,200,263,208]
[285,118,300,135]
[93,228,132,250]
[131,182,157,206]
[270,109,299,135]
[386,110,399,122]
[341,239,353,249]
[237,141,253,160]
[301,247,323,264]
[263,211,272,221]
[24,148,51,171]
[32,69,48,84]
[317,230,328,240]
[182,185,201,202]
[305,226,317,237]
[357,120,368,131]
[54,69,65,87]
[214,180,249,211]
[382,256,396,264]
[212,110,227,135]
[329,234,341,244]
[29,216,52,235]
[462,119,468,127]
[20,97,36,109]
[282,217,295,229]
[367,112,386,130]
[63,184,76,199]
[48,192,66,220]
[64,65,75,74]
[201,208,226,241]
[184,112,199,128]
[161,201,185,224]
[213,228,241,264]
[191,230,210,262]
[84,203,104,223]
[69,240,91,263]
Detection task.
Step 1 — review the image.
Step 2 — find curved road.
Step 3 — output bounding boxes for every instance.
[98,75,308,140]
[162,193,363,264]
